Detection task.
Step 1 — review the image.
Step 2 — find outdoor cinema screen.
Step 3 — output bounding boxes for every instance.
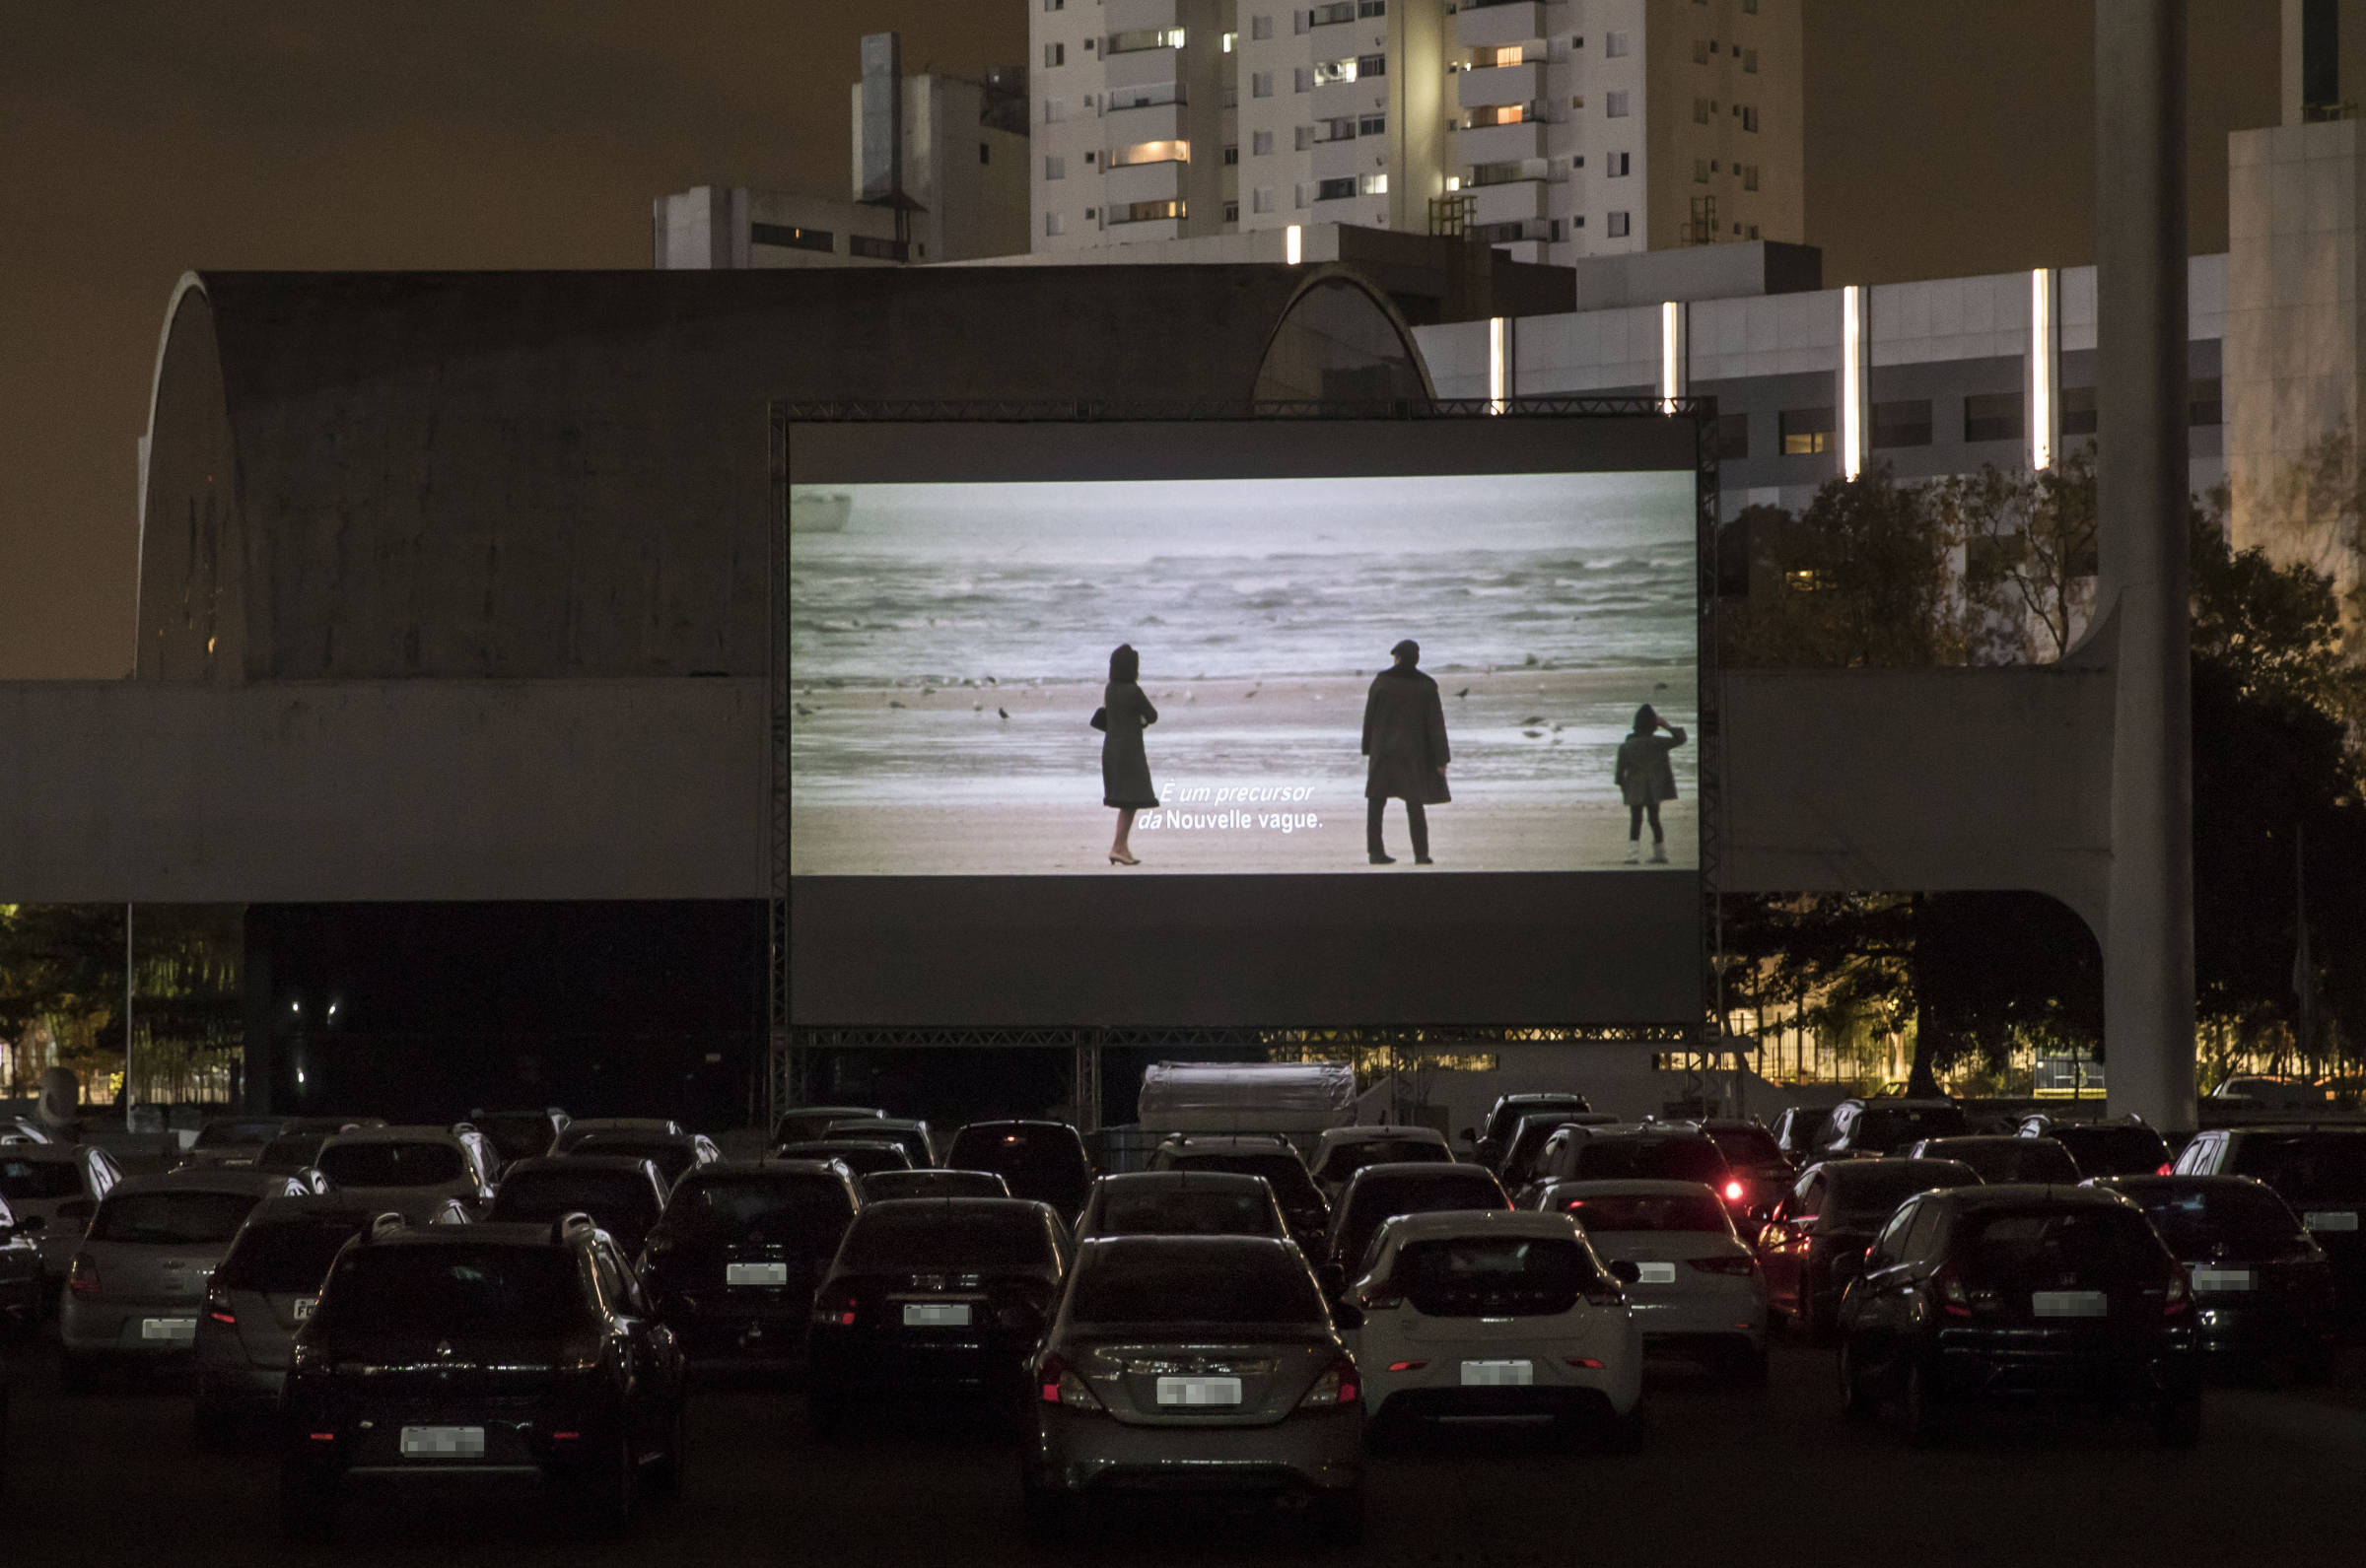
[785,414,1705,1030]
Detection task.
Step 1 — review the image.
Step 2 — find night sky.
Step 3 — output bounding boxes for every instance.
[0,1,2273,680]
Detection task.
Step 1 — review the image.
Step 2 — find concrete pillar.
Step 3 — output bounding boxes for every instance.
[2096,0,2197,1128]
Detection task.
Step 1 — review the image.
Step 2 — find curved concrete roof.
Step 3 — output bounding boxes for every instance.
[138,266,1430,683]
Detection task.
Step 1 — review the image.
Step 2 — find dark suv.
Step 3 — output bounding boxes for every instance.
[1810,1098,1969,1160]
[641,1159,863,1366]
[1756,1158,1982,1339]
[280,1214,685,1539]
[2173,1127,2366,1322]
[2090,1174,2337,1380]
[2016,1116,2171,1179]
[485,1156,670,1260]
[1837,1185,2201,1447]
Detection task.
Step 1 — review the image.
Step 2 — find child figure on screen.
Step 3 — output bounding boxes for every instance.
[1614,704,1686,864]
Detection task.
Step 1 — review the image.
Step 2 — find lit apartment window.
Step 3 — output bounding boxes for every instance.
[1110,199,1186,225]
[1311,1,1355,24]
[1252,71,1274,97]
[1744,48,1760,73]
[1605,31,1631,57]
[1107,28,1186,53]
[1964,392,2024,443]
[1045,211,1066,236]
[1606,151,1631,176]
[1872,399,1934,449]
[1606,91,1631,117]
[1780,408,1836,455]
[1466,104,1527,127]
[1253,186,1276,213]
[1045,155,1066,179]
[1111,140,1192,167]
[749,223,832,253]
[1252,15,1274,40]
[1358,113,1385,135]
[1359,172,1388,195]
[1253,129,1275,154]
[1222,32,1236,53]
[1784,569,1828,595]
[1045,42,1064,67]
[1607,210,1631,237]
[1474,44,1525,68]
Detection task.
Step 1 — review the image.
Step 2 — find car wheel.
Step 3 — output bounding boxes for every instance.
[577,1427,637,1537]
[278,1464,337,1542]
[1312,1488,1364,1546]
[1903,1360,1950,1449]
[1838,1340,1877,1420]
[1020,1479,1070,1543]
[2155,1393,2202,1450]
[645,1400,686,1499]
[1602,1402,1647,1454]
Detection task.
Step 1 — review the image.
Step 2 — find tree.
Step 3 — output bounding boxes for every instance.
[1719,469,1967,670]
[1932,445,2101,663]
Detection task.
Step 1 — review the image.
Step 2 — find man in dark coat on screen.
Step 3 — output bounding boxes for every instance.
[1361,639,1450,865]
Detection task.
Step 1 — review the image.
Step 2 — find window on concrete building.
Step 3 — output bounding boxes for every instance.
[2189,377,2223,426]
[1359,113,1386,134]
[1107,28,1187,53]
[1296,124,1316,150]
[1311,0,1355,23]
[1693,39,1709,64]
[1111,199,1186,225]
[1224,199,1240,221]
[1871,399,1934,448]
[1298,64,1322,90]
[1253,186,1276,213]
[1359,0,1387,16]
[1694,98,1712,124]
[1607,91,1631,117]
[848,234,910,261]
[1253,129,1275,155]
[1112,139,1192,167]
[1359,171,1388,194]
[1322,114,1362,143]
[1045,155,1066,179]
[980,142,991,165]
[1045,42,1065,67]
[1252,14,1274,40]
[1694,158,1709,183]
[2060,386,2097,436]
[1607,210,1631,238]
[1607,151,1631,175]
[1743,164,1760,191]
[1045,212,1066,236]
[1744,47,1760,73]
[1740,104,1760,131]
[1253,71,1275,97]
[749,223,833,253]
[1316,176,1357,201]
[1780,408,1835,455]
[1045,0,1064,9]
[1743,0,1759,12]
[1605,31,1630,57]
[1717,413,1751,460]
[1964,391,2024,443]
[1223,144,1239,164]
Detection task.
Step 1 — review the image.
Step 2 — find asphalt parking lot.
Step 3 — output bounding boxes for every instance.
[9,1335,2366,1567]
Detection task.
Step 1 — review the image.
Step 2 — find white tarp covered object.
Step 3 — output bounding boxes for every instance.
[1138,1060,1358,1134]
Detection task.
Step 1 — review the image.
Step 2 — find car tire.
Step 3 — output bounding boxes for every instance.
[1838,1340,1877,1420]
[577,1427,637,1537]
[1020,1479,1069,1543]
[1903,1360,1950,1449]
[1602,1402,1647,1454]
[2154,1393,2202,1451]
[278,1465,337,1542]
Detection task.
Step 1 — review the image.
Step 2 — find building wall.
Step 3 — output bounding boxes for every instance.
[1641,0,1802,253]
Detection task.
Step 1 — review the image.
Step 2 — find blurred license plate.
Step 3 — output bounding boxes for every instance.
[1635,1262,1678,1285]
[901,1301,971,1328]
[1155,1376,1242,1406]
[1460,1359,1534,1387]
[727,1262,789,1287]
[399,1426,485,1459]
[140,1318,195,1341]
[2303,1211,2359,1232]
[292,1297,317,1321]
[2191,1267,2254,1292]
[2031,1291,2109,1318]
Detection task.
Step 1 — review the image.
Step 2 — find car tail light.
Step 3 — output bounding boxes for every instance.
[307,1432,336,1443]
[204,1289,236,1326]
[68,1255,101,1300]
[1036,1352,1102,1410]
[2164,1271,2192,1318]
[1935,1265,1972,1319]
[1565,1356,1605,1370]
[550,1430,582,1443]
[810,1292,858,1328]
[2155,1162,2174,1177]
[1687,1256,1759,1277]
[1386,1360,1427,1373]
[1299,1357,1358,1408]
[1723,1181,1746,1202]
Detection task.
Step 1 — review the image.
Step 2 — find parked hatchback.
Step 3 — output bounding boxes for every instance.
[2016,1115,2172,1178]
[1909,1135,2083,1187]
[1810,1098,1969,1160]
[559,1129,722,1188]
[2173,1127,2366,1322]
[1323,1163,1510,1297]
[1756,1158,1983,1340]
[1536,1179,1768,1382]
[0,1142,122,1279]
[313,1126,496,1222]
[1149,1136,1329,1254]
[863,1169,1009,1202]
[1077,1171,1288,1242]
[639,1159,863,1367]
[944,1122,1094,1224]
[1307,1125,1452,1203]
[486,1156,671,1260]
[193,1196,391,1433]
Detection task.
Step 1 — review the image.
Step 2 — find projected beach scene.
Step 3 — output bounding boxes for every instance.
[789,471,1697,875]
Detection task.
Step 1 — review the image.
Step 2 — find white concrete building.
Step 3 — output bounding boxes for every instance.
[1031,0,1802,264]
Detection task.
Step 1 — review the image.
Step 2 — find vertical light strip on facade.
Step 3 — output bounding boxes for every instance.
[1488,315,1508,413]
[1841,284,1865,480]
[2029,266,2055,472]
[1286,224,1303,265]
[1659,301,1684,412]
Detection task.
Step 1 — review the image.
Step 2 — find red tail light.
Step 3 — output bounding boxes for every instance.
[1565,1356,1605,1370]
[1299,1356,1359,1408]
[1687,1256,1759,1276]
[1723,1181,1746,1202]
[1386,1360,1427,1373]
[2164,1271,2192,1318]
[810,1292,858,1328]
[204,1290,236,1326]
[1934,1265,1972,1319]
[1036,1351,1102,1410]
[2155,1162,2174,1177]
[67,1255,101,1300]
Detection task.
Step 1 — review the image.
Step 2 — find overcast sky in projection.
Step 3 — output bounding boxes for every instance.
[0,1,2275,679]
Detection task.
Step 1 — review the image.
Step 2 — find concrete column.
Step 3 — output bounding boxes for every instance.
[2096,0,2197,1128]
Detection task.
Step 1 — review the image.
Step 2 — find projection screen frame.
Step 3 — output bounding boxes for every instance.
[768,398,1723,1050]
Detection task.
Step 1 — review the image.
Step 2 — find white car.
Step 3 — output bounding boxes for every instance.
[311,1125,496,1222]
[1344,1208,1642,1449]
[0,1142,125,1278]
[1538,1179,1769,1383]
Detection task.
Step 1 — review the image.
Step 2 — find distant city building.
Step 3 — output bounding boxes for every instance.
[656,34,1027,269]
[1029,0,1803,265]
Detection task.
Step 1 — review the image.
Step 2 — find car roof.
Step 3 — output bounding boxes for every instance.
[321,1125,466,1145]
[688,1159,846,1182]
[1817,1157,1981,1186]
[1375,1208,1581,1243]
[2089,1173,2272,1195]
[565,1117,680,1132]
[1924,1182,2134,1210]
[776,1138,903,1155]
[503,1154,661,1179]
[1844,1097,1960,1110]
[106,1170,303,1197]
[1158,1134,1295,1153]
[1077,1233,1301,1261]
[957,1119,1073,1133]
[244,1194,392,1222]
[856,1195,1050,1221]
[1916,1135,2046,1151]
[829,1116,927,1130]
[1344,1162,1500,1193]
[1496,1093,1590,1108]
[364,1219,586,1250]
[568,1128,696,1146]
[1095,1169,1273,1193]
[1316,1124,1446,1144]
[1537,1178,1725,1199]
[0,1141,91,1161]
[784,1106,883,1118]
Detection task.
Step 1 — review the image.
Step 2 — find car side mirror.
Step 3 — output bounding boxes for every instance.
[1607,1259,1641,1284]
[1333,1300,1364,1331]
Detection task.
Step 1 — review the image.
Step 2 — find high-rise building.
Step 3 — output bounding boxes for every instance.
[1029,0,1801,264]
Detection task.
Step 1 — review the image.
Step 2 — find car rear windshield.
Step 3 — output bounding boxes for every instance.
[946,1128,1081,1177]
[1316,1140,1447,1180]
[867,1172,1005,1200]
[662,1176,853,1246]
[1351,1172,1502,1217]
[1705,1126,1782,1166]
[194,1122,280,1149]
[2053,1125,2170,1176]
[1489,1100,1586,1142]
[1099,1187,1278,1237]
[1571,1138,1727,1184]
[0,1158,84,1199]
[494,1171,656,1224]
[92,1191,259,1246]
[1560,1192,1731,1233]
[571,1139,695,1182]
[1164,1153,1321,1206]
[2121,1184,2306,1260]
[1829,1166,1974,1223]
[1955,1207,2166,1289]
[1070,1249,1325,1326]
[216,1214,378,1293]
[1929,1141,2079,1184]
[2228,1133,2366,1204]
[318,1245,588,1334]
[316,1142,466,1188]
[256,1136,325,1174]
[473,1116,556,1162]
[839,1207,1055,1271]
[1395,1236,1593,1317]
[1851,1106,1968,1151]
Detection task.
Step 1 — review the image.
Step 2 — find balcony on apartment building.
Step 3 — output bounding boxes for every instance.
[1459,59,1541,111]
[1105,144,1190,207]
[1466,166,1548,228]
[1455,0,1550,53]
[1455,115,1547,166]
[1103,98,1185,144]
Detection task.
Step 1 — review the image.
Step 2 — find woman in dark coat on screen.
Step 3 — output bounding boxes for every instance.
[1613,703,1686,864]
[1101,643,1158,865]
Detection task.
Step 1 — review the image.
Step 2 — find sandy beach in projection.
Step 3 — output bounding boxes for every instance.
[788,668,1699,876]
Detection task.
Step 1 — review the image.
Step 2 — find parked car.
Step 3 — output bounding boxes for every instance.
[1149,1135,1330,1254]
[1307,1125,1452,1202]
[1077,1171,1288,1242]
[1756,1158,1983,1340]
[1836,1184,2202,1446]
[485,1156,670,1260]
[0,1141,122,1279]
[862,1169,1009,1202]
[640,1159,863,1367]
[2172,1127,2366,1322]
[192,1196,392,1434]
[771,1106,885,1146]
[2210,1077,2325,1110]
[1022,1235,1362,1543]
[1769,1106,1824,1168]
[552,1118,683,1152]
[279,1213,686,1539]
[1322,1162,1510,1297]
[1464,1094,1593,1174]
[823,1118,936,1170]
[1537,1179,1768,1382]
[772,1139,913,1182]
[2089,1173,2338,1380]
[943,1121,1094,1224]
[175,1117,287,1171]
[806,1197,1071,1436]
[1909,1135,2083,1187]
[60,1170,309,1388]
[1,1117,50,1145]
[1525,1127,1736,1214]
[1694,1120,1795,1214]
[1809,1097,1969,1160]
[254,1133,331,1181]
[312,1125,496,1222]
[1499,1114,1597,1195]
[1347,1208,1645,1442]
[0,1197,44,1327]
[466,1108,570,1170]
[558,1128,721,1188]
[2015,1115,2173,1178]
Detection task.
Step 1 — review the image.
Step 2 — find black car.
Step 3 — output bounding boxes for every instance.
[0,1197,41,1326]
[2093,1174,2338,1378]
[1465,1094,1592,1174]
[1696,1119,1794,1214]
[560,1130,721,1187]
[1837,1185,2201,1446]
[863,1170,1009,1202]
[2173,1127,2366,1322]
[1322,1163,1509,1296]
[279,1214,686,1538]
[1500,1114,1599,1194]
[1757,1158,1983,1340]
[640,1160,863,1366]
[772,1106,885,1147]
[485,1156,671,1260]
[2017,1116,2172,1178]
[772,1139,913,1181]
[1810,1097,1969,1159]
[468,1109,570,1169]
[824,1118,936,1170]
[1909,1135,2082,1187]
[1531,1129,1734,1210]
[1148,1137,1330,1254]
[943,1122,1094,1224]
[805,1197,1070,1436]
